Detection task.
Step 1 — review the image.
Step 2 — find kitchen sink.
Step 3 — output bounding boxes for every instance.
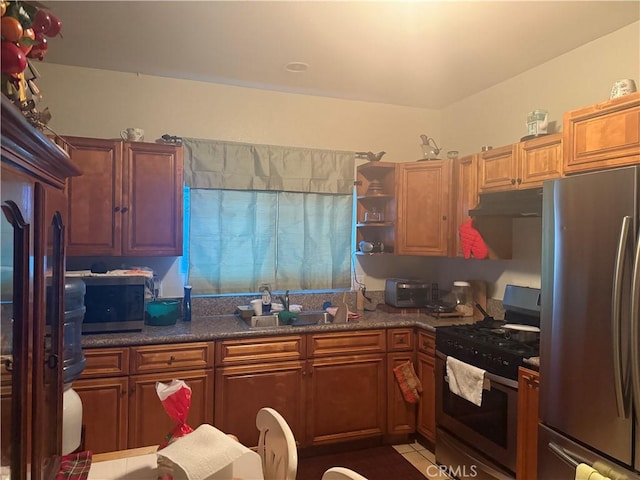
[244,310,355,328]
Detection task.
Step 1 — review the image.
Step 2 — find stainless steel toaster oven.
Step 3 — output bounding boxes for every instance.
[384,278,430,308]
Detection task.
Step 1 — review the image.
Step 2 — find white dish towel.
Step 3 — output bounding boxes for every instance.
[446,356,489,406]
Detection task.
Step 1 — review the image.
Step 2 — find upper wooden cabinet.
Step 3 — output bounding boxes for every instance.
[452,154,479,257]
[396,160,451,256]
[355,161,396,255]
[57,136,184,256]
[563,92,640,173]
[517,133,563,188]
[479,134,562,192]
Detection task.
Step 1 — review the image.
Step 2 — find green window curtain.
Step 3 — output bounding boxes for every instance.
[182,138,355,294]
[187,189,352,294]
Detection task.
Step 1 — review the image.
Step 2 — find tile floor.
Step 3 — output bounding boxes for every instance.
[392,441,451,479]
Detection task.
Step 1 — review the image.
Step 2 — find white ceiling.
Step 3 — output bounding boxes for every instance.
[44,1,640,109]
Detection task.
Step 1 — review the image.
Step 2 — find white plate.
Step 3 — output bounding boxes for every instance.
[503,323,540,332]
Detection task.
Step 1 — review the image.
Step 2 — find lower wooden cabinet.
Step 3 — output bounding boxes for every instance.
[214,330,387,448]
[128,369,214,448]
[79,328,438,452]
[387,352,417,436]
[386,328,417,437]
[214,360,306,447]
[307,353,386,445]
[516,367,539,480]
[416,332,436,442]
[73,377,129,453]
[77,343,214,453]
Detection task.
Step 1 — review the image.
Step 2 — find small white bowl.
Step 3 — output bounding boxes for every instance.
[289,304,303,313]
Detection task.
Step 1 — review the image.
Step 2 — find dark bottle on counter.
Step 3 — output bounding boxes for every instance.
[183,285,192,321]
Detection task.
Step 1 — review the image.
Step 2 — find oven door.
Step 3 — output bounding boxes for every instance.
[435,352,518,475]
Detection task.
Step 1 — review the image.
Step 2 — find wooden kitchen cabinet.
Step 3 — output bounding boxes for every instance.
[478,144,518,192]
[214,360,306,447]
[128,369,214,448]
[74,347,130,454]
[307,352,386,445]
[452,154,479,257]
[58,136,183,256]
[478,135,562,192]
[355,161,396,255]
[215,330,386,448]
[73,376,129,454]
[396,161,452,256]
[1,96,81,480]
[386,328,416,438]
[416,331,436,443]
[563,92,640,174]
[78,342,214,453]
[516,367,539,480]
[214,335,306,447]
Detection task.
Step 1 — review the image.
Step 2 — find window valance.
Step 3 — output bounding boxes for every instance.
[183,138,355,194]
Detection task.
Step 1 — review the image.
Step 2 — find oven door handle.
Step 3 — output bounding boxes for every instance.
[436,351,518,389]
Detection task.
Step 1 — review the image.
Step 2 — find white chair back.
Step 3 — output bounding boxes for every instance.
[256,407,298,480]
[322,466,368,480]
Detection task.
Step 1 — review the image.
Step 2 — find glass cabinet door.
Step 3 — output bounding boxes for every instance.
[1,199,31,480]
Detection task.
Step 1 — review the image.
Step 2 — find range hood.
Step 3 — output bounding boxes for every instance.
[468,188,543,217]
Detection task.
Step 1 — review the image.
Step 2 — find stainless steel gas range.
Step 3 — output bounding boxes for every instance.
[434,285,541,480]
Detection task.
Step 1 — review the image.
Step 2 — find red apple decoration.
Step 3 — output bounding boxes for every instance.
[1,41,27,74]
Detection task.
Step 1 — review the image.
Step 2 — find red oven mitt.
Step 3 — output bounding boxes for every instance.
[393,361,423,404]
[458,218,489,259]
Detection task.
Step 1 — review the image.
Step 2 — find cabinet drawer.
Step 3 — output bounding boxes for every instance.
[417,331,435,356]
[387,328,414,352]
[308,330,385,357]
[82,348,130,378]
[130,342,213,374]
[215,336,305,366]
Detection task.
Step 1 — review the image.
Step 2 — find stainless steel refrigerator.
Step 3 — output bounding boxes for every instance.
[539,165,640,479]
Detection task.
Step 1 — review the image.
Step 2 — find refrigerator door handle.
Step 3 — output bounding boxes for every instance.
[548,442,587,468]
[612,216,632,418]
[631,227,640,424]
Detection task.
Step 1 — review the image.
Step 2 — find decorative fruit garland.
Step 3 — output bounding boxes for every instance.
[1,0,62,130]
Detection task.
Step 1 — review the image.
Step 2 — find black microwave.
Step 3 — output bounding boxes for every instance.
[81,275,147,333]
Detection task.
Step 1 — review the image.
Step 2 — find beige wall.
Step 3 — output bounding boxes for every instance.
[440,21,640,156]
[36,21,639,299]
[434,21,639,299]
[38,63,442,296]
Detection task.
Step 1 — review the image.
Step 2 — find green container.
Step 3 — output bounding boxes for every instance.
[145,299,179,326]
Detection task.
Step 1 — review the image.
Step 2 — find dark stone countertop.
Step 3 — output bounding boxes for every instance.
[80,310,476,349]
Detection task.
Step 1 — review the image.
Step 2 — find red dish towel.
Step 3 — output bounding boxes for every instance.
[458,218,489,259]
[55,451,93,480]
[393,361,423,404]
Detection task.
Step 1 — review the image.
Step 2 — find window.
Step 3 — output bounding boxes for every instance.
[181,138,355,295]
[184,187,353,294]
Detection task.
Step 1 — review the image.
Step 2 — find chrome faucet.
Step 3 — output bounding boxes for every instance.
[278,290,290,311]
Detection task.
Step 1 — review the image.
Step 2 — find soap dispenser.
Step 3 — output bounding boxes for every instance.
[260,284,272,314]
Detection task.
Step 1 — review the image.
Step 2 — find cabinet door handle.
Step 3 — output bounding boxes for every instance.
[45,354,58,369]
[121,206,129,213]
[442,215,447,221]
[517,178,522,184]
[114,206,120,212]
[4,358,13,372]
[511,179,516,185]
[167,355,176,364]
